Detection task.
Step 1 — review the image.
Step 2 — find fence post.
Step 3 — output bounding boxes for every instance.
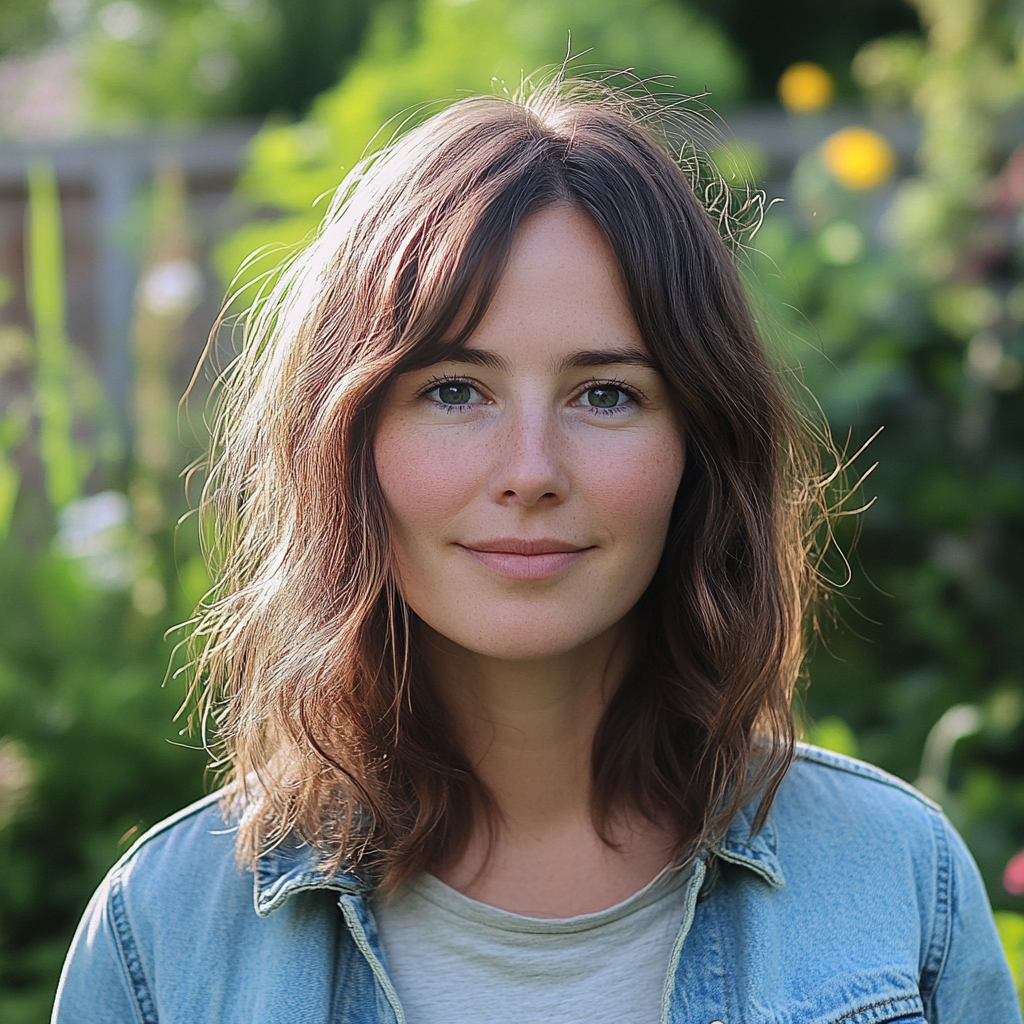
[93,151,141,455]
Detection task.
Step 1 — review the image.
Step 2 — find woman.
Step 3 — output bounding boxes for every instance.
[54,79,1016,1023]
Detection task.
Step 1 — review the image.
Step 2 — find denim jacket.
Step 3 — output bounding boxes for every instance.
[53,745,1019,1024]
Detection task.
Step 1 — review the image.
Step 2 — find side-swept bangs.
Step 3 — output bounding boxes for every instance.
[191,78,818,886]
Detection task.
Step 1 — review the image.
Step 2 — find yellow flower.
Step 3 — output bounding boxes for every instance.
[822,127,895,190]
[778,62,835,113]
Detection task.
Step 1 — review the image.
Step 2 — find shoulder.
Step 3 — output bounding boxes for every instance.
[113,788,246,897]
[770,743,951,889]
[54,791,256,1022]
[785,741,941,815]
[121,788,239,859]
[57,791,363,1021]
[745,745,1016,1018]
[778,741,944,835]
[96,787,264,959]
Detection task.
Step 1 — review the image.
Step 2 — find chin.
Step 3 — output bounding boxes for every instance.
[423,605,627,662]
[461,632,588,662]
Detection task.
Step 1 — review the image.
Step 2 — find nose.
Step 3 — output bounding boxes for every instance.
[488,405,569,508]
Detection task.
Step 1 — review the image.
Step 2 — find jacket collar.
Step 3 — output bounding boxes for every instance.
[253,831,369,917]
[253,797,784,916]
[714,800,785,888]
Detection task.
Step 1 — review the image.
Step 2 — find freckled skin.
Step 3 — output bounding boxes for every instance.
[374,206,686,663]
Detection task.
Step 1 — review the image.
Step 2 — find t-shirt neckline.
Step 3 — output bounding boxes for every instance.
[402,859,695,936]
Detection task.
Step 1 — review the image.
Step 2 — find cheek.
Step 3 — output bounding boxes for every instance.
[373,414,484,544]
[579,429,685,546]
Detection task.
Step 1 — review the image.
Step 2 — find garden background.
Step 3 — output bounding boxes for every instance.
[1,0,1023,1017]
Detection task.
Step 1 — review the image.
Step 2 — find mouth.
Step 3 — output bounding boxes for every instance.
[457,538,593,580]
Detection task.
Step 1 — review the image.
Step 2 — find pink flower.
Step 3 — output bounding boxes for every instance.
[1003,848,1024,895]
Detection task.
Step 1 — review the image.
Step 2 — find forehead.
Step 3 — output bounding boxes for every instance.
[459,205,646,368]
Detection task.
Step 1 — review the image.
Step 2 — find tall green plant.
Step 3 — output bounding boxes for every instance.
[0,419,20,540]
[26,160,81,510]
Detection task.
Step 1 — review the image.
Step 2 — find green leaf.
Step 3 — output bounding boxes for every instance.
[0,456,18,541]
[806,717,860,758]
[26,159,80,510]
[995,911,1024,998]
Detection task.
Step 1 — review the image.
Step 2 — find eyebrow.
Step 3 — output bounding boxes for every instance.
[445,347,657,373]
[557,349,657,373]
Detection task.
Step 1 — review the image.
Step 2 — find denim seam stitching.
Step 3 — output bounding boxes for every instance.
[337,895,406,1024]
[835,994,923,1023]
[109,867,158,1024]
[113,789,226,872]
[795,745,941,812]
[919,809,952,1016]
[718,898,733,1024]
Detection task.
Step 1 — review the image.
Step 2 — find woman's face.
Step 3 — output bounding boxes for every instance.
[374,205,685,661]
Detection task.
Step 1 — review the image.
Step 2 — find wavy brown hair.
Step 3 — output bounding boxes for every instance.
[189,77,825,887]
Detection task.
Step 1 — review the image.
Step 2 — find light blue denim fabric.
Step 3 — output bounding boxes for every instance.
[53,744,1019,1024]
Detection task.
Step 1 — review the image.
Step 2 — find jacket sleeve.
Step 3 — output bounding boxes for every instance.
[926,816,1021,1023]
[52,870,150,1024]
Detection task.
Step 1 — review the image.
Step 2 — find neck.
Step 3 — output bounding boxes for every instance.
[422,617,632,819]
[419,615,676,915]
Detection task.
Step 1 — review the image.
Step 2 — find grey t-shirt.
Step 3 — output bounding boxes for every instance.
[372,861,696,1024]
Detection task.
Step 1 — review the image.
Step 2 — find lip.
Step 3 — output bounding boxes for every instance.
[457,538,593,580]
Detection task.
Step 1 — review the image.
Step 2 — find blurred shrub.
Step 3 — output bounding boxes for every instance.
[0,0,51,57]
[215,0,744,288]
[0,161,209,1022]
[805,717,861,758]
[86,0,273,123]
[0,512,208,1023]
[753,0,1024,918]
[851,34,925,109]
[84,0,372,123]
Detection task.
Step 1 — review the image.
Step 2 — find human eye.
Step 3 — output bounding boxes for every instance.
[571,380,644,416]
[419,376,484,413]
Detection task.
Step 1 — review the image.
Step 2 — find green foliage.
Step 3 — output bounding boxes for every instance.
[0,512,208,1022]
[216,0,744,288]
[84,0,372,124]
[805,716,860,758]
[3,0,1024,1018]
[0,0,49,57]
[0,459,17,539]
[233,0,372,118]
[852,34,926,109]
[998,910,1024,999]
[0,137,210,1022]
[85,0,275,123]
[0,279,28,542]
[749,0,1024,927]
